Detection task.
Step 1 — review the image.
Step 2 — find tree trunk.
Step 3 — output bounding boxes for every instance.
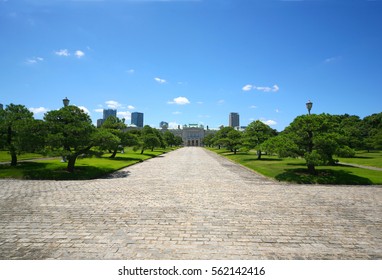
[66,156,77,173]
[257,150,262,160]
[140,148,144,154]
[307,163,316,175]
[109,149,118,158]
[10,150,17,166]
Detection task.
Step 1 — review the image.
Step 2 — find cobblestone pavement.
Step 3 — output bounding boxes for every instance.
[0,147,381,260]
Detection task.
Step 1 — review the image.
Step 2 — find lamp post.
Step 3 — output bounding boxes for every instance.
[63,97,70,107]
[306,100,313,115]
[61,97,70,162]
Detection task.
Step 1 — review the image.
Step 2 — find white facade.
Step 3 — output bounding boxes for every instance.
[168,124,215,147]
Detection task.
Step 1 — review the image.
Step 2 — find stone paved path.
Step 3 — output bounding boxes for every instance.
[0,147,381,259]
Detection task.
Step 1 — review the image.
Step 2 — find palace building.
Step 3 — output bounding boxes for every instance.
[167,124,215,147]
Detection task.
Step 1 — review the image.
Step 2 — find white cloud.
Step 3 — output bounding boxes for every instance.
[25,57,44,64]
[94,108,103,113]
[74,50,85,58]
[127,105,135,110]
[117,111,131,120]
[250,105,258,109]
[324,56,341,64]
[29,107,48,115]
[217,99,225,104]
[243,84,279,93]
[261,119,277,126]
[154,77,167,84]
[78,106,90,114]
[168,122,181,129]
[272,85,279,92]
[55,49,70,57]
[105,100,122,109]
[172,111,182,115]
[127,69,135,74]
[168,96,190,105]
[242,84,253,91]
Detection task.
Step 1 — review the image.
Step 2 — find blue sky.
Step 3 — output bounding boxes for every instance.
[1,0,381,131]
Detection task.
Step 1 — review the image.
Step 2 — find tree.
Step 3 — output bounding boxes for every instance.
[212,126,235,149]
[0,104,39,166]
[284,113,345,174]
[361,112,382,151]
[174,135,184,146]
[44,105,101,172]
[100,116,139,158]
[337,114,363,149]
[137,125,161,154]
[93,128,122,157]
[243,120,277,159]
[262,134,299,158]
[226,130,243,154]
[163,131,175,147]
[202,133,215,147]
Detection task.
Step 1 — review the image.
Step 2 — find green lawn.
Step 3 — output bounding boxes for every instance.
[208,148,382,185]
[0,151,47,162]
[338,151,382,168]
[0,148,175,180]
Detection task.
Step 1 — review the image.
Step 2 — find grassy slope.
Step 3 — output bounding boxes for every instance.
[208,148,382,185]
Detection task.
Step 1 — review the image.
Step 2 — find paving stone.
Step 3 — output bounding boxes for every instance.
[0,147,381,259]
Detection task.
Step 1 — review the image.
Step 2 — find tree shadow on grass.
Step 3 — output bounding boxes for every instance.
[275,168,373,185]
[108,157,144,162]
[5,162,114,180]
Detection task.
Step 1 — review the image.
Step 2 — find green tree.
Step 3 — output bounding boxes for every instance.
[337,114,363,149]
[174,135,184,146]
[137,125,161,154]
[44,105,113,172]
[0,104,40,166]
[284,114,344,174]
[226,130,243,154]
[361,112,382,151]
[202,133,215,147]
[262,134,299,158]
[212,126,234,149]
[243,120,277,159]
[100,116,139,158]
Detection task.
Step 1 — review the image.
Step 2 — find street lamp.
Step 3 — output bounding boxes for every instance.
[62,97,70,107]
[61,97,70,163]
[306,100,313,115]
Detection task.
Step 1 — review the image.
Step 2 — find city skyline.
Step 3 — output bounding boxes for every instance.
[1,0,381,131]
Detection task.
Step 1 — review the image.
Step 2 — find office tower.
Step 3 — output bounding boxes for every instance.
[103,109,117,120]
[131,112,144,128]
[229,112,240,128]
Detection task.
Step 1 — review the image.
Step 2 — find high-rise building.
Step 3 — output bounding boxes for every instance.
[0,103,3,110]
[131,112,144,128]
[103,109,117,120]
[229,112,240,128]
[97,109,117,127]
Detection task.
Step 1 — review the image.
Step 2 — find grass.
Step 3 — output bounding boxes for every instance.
[208,148,382,185]
[0,148,175,180]
[0,151,47,162]
[337,150,382,168]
